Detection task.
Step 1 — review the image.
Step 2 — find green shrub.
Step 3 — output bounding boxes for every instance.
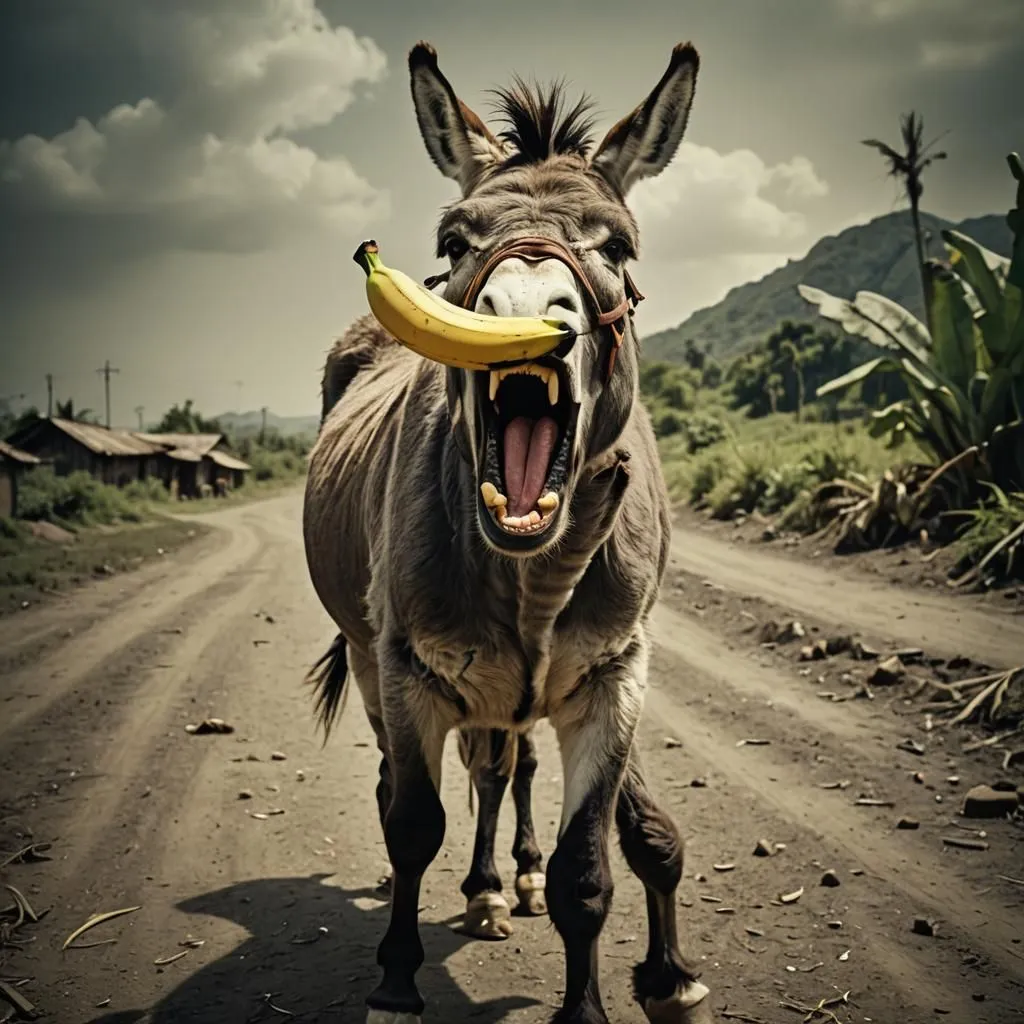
[654,410,684,437]
[688,449,736,506]
[682,411,727,453]
[123,478,170,503]
[17,468,143,526]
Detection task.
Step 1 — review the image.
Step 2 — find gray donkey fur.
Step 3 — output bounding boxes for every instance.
[303,38,714,1024]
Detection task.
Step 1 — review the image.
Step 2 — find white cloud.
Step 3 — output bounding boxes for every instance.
[0,1,388,254]
[630,142,829,262]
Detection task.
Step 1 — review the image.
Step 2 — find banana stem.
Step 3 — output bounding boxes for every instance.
[353,240,382,277]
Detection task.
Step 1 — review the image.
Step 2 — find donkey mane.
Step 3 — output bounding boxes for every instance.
[489,77,598,165]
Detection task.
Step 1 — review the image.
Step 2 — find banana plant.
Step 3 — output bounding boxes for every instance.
[799,151,1024,504]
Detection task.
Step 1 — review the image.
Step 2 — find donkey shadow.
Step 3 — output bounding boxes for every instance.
[87,873,543,1024]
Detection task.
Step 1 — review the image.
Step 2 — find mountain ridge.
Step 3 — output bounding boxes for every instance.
[643,209,1013,364]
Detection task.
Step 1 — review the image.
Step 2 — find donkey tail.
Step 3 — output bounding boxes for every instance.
[306,633,350,740]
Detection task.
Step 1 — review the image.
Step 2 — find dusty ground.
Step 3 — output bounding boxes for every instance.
[1,491,1022,1024]
[0,518,207,619]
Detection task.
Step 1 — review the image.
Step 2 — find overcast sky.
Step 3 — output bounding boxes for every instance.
[1,0,1021,425]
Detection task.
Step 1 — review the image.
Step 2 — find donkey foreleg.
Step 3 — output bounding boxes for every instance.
[546,641,647,1024]
[364,656,449,1024]
[616,753,713,1023]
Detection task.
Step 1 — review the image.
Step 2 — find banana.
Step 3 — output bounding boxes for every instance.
[353,240,573,371]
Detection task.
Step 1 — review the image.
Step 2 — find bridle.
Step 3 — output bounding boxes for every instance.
[424,235,644,383]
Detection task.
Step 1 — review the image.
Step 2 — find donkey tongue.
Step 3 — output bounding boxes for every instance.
[504,416,558,516]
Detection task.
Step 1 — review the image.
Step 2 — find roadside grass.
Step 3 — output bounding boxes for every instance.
[656,405,922,523]
[0,461,306,617]
[0,515,207,617]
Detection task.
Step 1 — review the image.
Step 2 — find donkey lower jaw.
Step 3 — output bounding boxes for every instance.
[643,981,713,1024]
[460,890,514,939]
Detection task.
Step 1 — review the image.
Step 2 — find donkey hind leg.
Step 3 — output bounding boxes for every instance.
[616,754,713,1024]
[459,729,515,939]
[545,645,647,1024]
[511,728,546,916]
[365,713,447,1024]
[347,650,395,897]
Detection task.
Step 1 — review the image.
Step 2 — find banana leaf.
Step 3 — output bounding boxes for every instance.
[980,368,1014,435]
[815,355,902,399]
[848,291,934,363]
[928,264,980,394]
[801,283,973,407]
[1006,153,1024,292]
[943,230,1009,302]
[798,285,931,364]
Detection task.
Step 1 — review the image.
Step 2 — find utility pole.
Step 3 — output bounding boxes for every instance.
[96,360,121,428]
[46,374,53,417]
[134,406,145,431]
[259,405,268,445]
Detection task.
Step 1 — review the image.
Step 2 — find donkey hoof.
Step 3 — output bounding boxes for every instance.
[461,890,513,939]
[366,1011,421,1024]
[643,982,713,1024]
[514,871,547,915]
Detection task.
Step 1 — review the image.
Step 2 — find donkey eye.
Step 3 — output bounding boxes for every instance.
[443,235,470,262]
[600,237,628,264]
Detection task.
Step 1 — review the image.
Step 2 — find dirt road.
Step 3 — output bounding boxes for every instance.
[1,492,1022,1024]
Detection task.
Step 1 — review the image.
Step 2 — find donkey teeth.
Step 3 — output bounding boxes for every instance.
[503,510,542,530]
[537,492,559,512]
[547,371,559,406]
[488,365,559,405]
[480,481,507,508]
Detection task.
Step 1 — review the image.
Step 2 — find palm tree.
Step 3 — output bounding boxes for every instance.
[862,111,948,330]
[55,398,98,423]
[780,338,805,422]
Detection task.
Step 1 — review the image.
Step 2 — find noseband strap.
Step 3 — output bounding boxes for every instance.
[423,235,644,383]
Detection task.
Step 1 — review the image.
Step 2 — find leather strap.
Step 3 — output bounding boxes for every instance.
[424,236,643,383]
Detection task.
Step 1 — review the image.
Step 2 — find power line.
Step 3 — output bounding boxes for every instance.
[96,360,121,428]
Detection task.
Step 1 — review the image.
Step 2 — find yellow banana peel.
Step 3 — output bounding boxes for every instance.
[353,240,573,371]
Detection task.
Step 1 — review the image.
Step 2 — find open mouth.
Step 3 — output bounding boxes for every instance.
[475,361,575,544]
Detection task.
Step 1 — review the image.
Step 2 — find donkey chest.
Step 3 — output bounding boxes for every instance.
[410,611,634,727]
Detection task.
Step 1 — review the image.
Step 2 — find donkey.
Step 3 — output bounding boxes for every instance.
[303,39,712,1024]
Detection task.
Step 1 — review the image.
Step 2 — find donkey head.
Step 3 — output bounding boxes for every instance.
[408,41,698,556]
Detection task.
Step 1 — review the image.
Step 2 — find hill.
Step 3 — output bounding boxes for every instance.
[214,410,319,439]
[643,210,1013,364]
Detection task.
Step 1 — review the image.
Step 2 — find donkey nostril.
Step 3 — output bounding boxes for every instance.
[476,285,513,319]
[546,289,580,317]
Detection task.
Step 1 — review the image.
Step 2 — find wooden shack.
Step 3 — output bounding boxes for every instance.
[133,432,251,497]
[6,418,162,486]
[0,439,42,518]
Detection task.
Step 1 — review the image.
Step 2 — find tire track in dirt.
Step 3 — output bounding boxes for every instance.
[0,527,223,673]
[47,540,283,882]
[0,512,265,741]
[645,608,1024,986]
[669,527,1024,667]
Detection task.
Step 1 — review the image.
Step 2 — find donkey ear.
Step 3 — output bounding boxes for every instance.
[590,42,699,196]
[408,41,507,195]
